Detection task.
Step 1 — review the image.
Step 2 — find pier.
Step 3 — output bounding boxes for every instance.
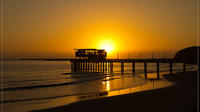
[70,58,190,78]
[21,47,198,79]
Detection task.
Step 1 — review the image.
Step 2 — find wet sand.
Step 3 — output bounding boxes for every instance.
[32,71,197,112]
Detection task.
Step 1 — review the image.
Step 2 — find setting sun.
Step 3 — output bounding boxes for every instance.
[98,39,115,53]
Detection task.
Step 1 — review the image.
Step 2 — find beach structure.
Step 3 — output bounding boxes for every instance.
[69,47,198,79]
[74,49,107,61]
[21,47,197,78]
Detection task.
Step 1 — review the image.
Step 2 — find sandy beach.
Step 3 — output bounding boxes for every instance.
[31,71,197,112]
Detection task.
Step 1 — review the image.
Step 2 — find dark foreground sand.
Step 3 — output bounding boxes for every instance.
[32,71,197,112]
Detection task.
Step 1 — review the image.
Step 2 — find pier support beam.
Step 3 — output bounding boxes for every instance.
[79,62,81,71]
[156,62,160,79]
[81,62,83,71]
[74,62,78,72]
[101,62,102,71]
[144,62,147,73]
[144,62,147,78]
[77,62,80,71]
[88,62,90,72]
[170,63,173,74]
[86,62,88,71]
[97,62,99,71]
[83,62,85,71]
[108,62,110,71]
[132,62,135,74]
[121,62,124,74]
[71,62,74,72]
[95,62,97,72]
[103,62,105,72]
[90,62,92,72]
[183,63,186,72]
[105,62,108,71]
[110,62,113,74]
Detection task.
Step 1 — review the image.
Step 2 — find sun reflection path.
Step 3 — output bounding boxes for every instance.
[102,77,111,91]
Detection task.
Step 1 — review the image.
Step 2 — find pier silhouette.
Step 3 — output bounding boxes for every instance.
[69,47,199,79]
[70,58,189,76]
[20,46,199,79]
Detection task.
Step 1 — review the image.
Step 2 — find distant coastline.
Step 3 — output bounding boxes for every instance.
[19,58,72,61]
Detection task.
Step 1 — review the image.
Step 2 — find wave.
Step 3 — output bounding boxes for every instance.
[3,76,145,104]
[3,75,106,91]
[3,91,107,103]
[4,66,194,91]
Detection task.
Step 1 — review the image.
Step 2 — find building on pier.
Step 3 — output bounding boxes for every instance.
[74,49,107,61]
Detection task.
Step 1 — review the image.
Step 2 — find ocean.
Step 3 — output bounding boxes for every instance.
[1,60,196,112]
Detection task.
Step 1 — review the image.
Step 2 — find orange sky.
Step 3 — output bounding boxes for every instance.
[2,0,198,59]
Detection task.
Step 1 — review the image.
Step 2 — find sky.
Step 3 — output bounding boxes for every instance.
[2,0,198,59]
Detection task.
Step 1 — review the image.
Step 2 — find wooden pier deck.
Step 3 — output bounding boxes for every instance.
[69,58,188,63]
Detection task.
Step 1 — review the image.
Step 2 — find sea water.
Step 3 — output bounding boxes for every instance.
[1,60,196,112]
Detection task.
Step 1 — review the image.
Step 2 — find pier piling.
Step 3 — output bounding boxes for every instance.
[144,62,147,73]
[105,62,108,71]
[132,62,135,73]
[110,62,113,73]
[157,62,160,79]
[103,62,105,72]
[183,63,186,72]
[121,62,124,74]
[170,62,173,74]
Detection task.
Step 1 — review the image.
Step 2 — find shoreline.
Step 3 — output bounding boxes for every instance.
[31,71,197,112]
